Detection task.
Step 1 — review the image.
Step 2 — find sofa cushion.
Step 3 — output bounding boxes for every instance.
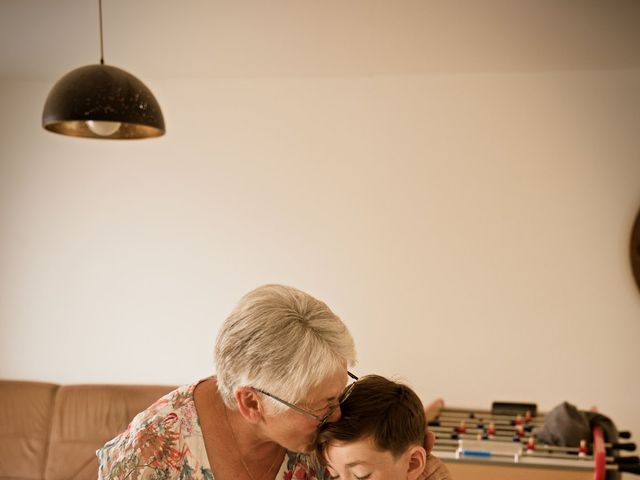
[44,384,175,480]
[0,380,59,480]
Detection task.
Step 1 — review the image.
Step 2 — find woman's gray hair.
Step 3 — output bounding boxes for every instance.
[215,284,356,410]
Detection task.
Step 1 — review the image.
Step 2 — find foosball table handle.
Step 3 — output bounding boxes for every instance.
[613,442,637,452]
[593,426,606,480]
[615,455,640,464]
[617,464,640,475]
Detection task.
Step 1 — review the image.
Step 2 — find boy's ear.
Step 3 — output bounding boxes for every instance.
[234,387,264,423]
[406,446,427,480]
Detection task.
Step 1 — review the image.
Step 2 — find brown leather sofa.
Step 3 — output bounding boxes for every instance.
[0,379,175,480]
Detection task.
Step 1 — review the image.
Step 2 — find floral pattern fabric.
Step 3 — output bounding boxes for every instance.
[96,380,325,480]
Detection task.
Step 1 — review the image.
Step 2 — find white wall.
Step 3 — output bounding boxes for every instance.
[1,70,640,447]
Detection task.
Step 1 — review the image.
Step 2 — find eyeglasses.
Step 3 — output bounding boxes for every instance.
[251,371,359,426]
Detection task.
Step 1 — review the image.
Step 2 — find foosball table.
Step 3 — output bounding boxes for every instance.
[429,402,640,480]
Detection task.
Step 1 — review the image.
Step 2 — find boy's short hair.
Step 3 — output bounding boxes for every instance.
[316,375,426,459]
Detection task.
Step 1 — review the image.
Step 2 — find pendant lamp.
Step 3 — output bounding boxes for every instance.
[42,0,165,139]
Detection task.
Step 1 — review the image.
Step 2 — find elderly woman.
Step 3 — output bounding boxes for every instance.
[97,284,450,479]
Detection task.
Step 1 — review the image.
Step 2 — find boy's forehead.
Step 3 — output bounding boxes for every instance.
[325,436,392,466]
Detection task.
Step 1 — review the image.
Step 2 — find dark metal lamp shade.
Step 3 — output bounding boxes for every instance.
[42,64,165,139]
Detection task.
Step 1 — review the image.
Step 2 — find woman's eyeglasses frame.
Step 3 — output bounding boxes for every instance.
[251,371,359,426]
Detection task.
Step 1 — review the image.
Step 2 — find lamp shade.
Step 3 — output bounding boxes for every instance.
[42,64,165,139]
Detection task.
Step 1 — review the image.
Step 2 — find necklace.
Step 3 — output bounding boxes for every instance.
[224,405,283,480]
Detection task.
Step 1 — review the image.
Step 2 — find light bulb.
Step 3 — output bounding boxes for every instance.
[86,120,122,137]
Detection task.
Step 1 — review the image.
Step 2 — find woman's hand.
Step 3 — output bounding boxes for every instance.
[421,399,453,479]
[424,398,444,423]
[423,398,444,454]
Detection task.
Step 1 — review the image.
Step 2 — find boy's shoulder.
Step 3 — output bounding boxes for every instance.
[422,454,453,480]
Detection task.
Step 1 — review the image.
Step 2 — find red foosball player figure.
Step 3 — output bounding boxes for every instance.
[457,420,467,434]
[526,437,536,454]
[578,439,588,457]
[516,424,525,438]
[487,422,496,438]
[524,410,533,423]
[515,414,523,426]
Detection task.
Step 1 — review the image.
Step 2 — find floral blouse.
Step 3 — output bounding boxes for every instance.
[96,379,325,480]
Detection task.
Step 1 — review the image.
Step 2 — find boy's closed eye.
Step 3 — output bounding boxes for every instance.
[327,470,372,480]
[327,463,373,480]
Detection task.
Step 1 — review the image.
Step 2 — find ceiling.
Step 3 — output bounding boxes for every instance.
[2,0,640,82]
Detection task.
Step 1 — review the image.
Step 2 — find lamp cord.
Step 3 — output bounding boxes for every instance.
[98,0,104,64]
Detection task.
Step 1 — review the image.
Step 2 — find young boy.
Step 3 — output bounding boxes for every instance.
[316,375,451,480]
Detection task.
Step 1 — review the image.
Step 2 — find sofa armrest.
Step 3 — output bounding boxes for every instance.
[0,380,59,480]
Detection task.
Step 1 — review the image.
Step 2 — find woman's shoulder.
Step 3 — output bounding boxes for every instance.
[104,380,202,445]
[127,380,200,430]
[97,379,211,479]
